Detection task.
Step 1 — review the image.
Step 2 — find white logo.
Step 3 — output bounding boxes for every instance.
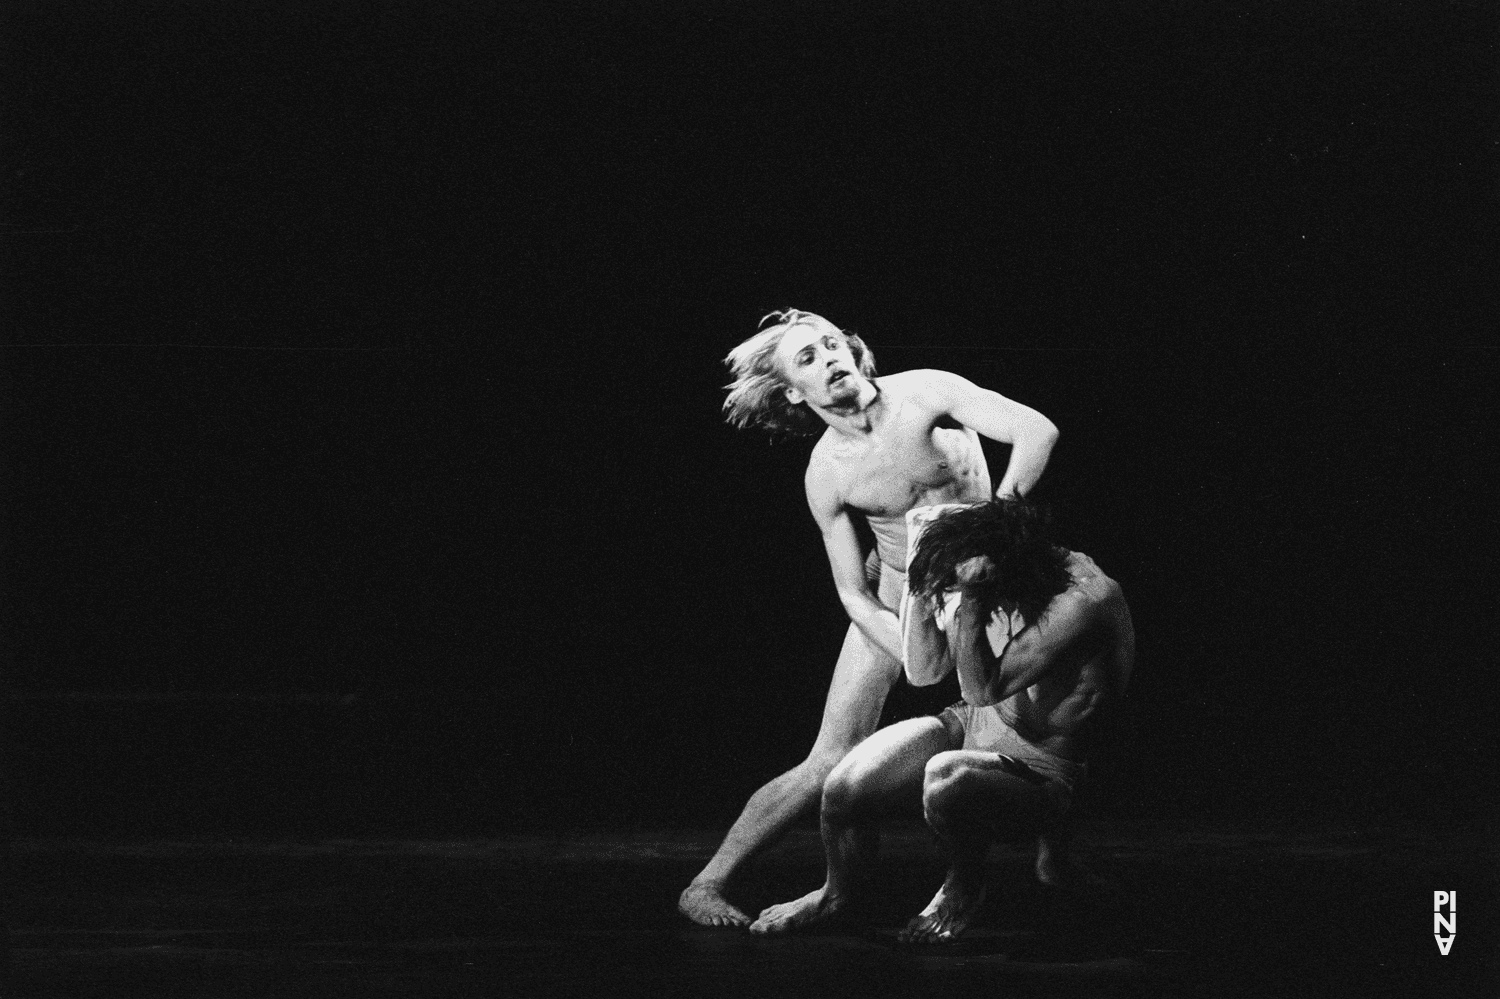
[1434,891,1456,955]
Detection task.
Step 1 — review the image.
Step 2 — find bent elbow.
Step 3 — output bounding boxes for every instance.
[957,664,1008,706]
[904,663,945,687]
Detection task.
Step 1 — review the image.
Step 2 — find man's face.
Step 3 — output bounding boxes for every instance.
[774,320,862,408]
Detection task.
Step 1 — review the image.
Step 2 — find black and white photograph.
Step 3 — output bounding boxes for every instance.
[2,2,1494,996]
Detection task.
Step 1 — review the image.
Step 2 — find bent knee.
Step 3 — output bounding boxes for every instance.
[922,754,979,816]
[820,761,861,817]
[799,747,850,788]
[923,752,971,791]
[821,756,882,820]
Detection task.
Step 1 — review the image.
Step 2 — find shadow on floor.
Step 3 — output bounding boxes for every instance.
[6,820,1493,998]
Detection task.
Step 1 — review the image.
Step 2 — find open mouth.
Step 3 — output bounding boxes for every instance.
[827,370,850,386]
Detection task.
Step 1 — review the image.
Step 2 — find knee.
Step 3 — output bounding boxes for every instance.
[796,749,845,796]
[820,758,869,824]
[924,752,971,793]
[922,753,974,824]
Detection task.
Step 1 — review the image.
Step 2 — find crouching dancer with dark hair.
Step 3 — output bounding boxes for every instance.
[748,500,1135,942]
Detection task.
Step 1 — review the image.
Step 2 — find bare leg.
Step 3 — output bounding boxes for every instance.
[679,621,902,927]
[749,716,957,934]
[899,751,1052,943]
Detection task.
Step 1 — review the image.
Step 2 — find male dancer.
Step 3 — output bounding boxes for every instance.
[679,310,1058,927]
[749,499,1135,941]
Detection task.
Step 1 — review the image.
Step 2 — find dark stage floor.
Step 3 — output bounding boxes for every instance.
[7,820,1492,998]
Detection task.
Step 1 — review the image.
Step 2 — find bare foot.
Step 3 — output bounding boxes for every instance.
[748,886,843,935]
[678,880,751,928]
[897,874,987,944]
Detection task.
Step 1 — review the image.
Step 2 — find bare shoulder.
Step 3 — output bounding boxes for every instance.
[1063,551,1135,689]
[1063,550,1124,606]
[888,368,971,402]
[879,369,975,423]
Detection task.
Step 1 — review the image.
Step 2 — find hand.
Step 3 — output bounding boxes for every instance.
[926,592,950,621]
[906,503,960,531]
[955,555,995,586]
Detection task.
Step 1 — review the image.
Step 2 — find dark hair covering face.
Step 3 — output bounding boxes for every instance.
[905,499,1072,623]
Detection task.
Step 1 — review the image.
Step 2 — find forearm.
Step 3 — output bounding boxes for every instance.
[950,598,1001,704]
[954,598,1063,703]
[994,419,1058,498]
[901,595,951,686]
[842,592,904,663]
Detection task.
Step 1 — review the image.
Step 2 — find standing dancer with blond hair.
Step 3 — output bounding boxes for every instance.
[679,309,1059,927]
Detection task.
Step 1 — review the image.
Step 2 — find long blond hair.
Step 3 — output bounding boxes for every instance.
[721,309,878,435]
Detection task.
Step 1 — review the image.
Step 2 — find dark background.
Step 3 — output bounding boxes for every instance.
[1,1,1494,841]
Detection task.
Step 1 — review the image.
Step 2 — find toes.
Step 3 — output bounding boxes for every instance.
[682,898,752,929]
[898,918,936,944]
[904,917,959,945]
[752,915,789,935]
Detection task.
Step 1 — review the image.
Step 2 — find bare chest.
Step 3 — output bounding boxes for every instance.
[834,424,988,518]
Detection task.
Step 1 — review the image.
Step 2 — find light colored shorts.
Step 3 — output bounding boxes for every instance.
[938,701,1086,811]
[864,549,906,612]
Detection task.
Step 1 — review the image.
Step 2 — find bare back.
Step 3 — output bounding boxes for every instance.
[809,372,994,570]
[1000,552,1136,761]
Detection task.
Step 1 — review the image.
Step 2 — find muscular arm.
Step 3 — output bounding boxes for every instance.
[807,464,904,663]
[950,588,1100,706]
[918,369,1058,498]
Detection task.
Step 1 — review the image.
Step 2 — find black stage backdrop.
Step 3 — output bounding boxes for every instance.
[2,3,1493,845]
